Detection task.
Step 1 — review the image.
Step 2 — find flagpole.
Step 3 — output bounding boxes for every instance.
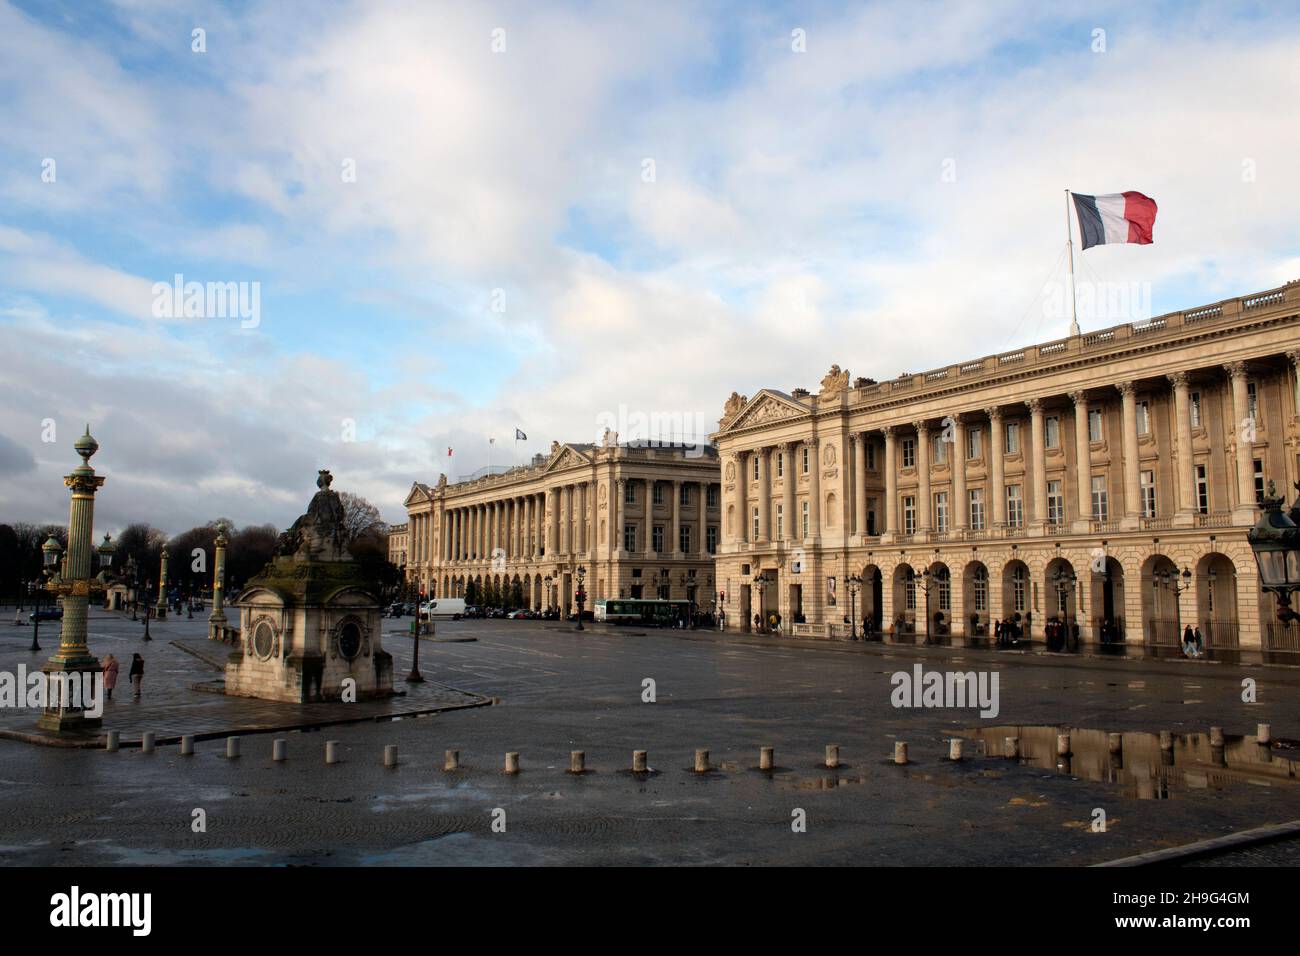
[1065,188,1080,337]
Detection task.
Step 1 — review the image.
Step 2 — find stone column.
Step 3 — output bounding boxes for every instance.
[644,479,656,557]
[1070,391,1090,531]
[914,421,931,533]
[986,407,1005,527]
[807,438,821,539]
[614,478,626,554]
[882,427,897,536]
[580,483,590,554]
[1169,372,1196,522]
[209,522,228,641]
[670,480,682,555]
[535,493,545,557]
[734,453,748,544]
[545,489,557,555]
[1028,398,1047,528]
[1226,362,1256,518]
[853,433,867,537]
[755,447,771,543]
[155,548,170,618]
[782,443,797,541]
[699,480,709,553]
[41,428,106,733]
[1288,350,1300,417]
[952,416,967,530]
[1118,381,1140,526]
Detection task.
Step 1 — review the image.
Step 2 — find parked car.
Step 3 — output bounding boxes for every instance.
[386,602,405,617]
[30,607,63,622]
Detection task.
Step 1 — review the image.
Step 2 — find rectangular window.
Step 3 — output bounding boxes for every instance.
[706,526,718,554]
[966,427,982,460]
[1012,569,1026,613]
[1190,390,1202,427]
[680,484,691,506]
[776,453,784,478]
[1140,469,1156,518]
[801,500,810,536]
[652,525,664,553]
[623,523,636,552]
[1196,464,1208,514]
[679,525,692,553]
[901,437,916,469]
[866,442,876,470]
[802,446,810,474]
[969,488,986,530]
[1255,458,1265,504]
[938,572,951,612]
[624,482,635,504]
[1006,485,1023,527]
[1047,479,1063,525]
[1136,400,1151,436]
[973,570,988,612]
[752,506,760,541]
[867,500,877,536]
[1091,475,1108,520]
[753,456,760,480]
[775,504,783,540]
[1045,416,1060,449]
[903,495,916,535]
[1088,408,1103,442]
[1248,381,1259,421]
[707,485,718,507]
[1005,422,1021,455]
[905,571,917,611]
[934,491,949,533]
[932,434,948,465]
[652,482,664,505]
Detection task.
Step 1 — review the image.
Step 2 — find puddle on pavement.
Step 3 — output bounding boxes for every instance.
[958,725,1300,800]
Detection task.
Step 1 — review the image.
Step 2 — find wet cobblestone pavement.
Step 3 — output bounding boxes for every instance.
[3,609,1300,865]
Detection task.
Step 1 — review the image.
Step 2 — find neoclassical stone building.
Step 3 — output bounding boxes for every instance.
[404,437,721,612]
[386,522,408,569]
[713,281,1300,651]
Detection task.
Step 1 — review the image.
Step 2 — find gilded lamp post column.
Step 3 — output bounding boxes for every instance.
[208,521,229,641]
[39,426,105,734]
[154,548,170,619]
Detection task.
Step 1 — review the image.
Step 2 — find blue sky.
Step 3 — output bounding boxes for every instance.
[1,0,1297,534]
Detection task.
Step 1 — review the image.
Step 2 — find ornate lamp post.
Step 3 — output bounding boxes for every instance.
[752,572,767,632]
[1155,565,1193,641]
[1051,567,1078,648]
[38,427,106,734]
[96,534,116,607]
[31,536,62,653]
[574,564,587,630]
[846,572,862,640]
[1247,481,1300,624]
[125,555,137,620]
[209,521,229,641]
[544,574,553,616]
[918,568,935,645]
[154,547,170,619]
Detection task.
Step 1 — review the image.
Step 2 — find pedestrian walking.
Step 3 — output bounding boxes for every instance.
[1193,625,1204,656]
[1181,624,1195,657]
[102,653,119,701]
[129,653,144,699]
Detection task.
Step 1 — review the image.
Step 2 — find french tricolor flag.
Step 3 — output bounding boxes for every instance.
[1070,191,1158,250]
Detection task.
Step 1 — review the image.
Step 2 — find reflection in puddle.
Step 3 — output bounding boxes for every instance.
[959,725,1299,800]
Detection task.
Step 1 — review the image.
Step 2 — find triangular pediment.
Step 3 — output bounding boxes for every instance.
[545,444,593,473]
[721,390,810,434]
[403,482,431,507]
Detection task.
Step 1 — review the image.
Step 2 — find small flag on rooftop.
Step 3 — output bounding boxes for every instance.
[515,428,527,441]
[1069,191,1158,250]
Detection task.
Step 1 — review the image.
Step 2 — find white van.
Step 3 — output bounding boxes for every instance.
[423,598,465,620]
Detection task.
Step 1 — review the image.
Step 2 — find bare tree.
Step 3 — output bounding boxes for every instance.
[338,492,385,543]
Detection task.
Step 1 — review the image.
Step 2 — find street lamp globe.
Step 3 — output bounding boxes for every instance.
[42,536,61,569]
[1247,480,1300,619]
[97,533,116,570]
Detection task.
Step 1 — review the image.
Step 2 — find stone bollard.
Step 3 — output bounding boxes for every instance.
[1258,723,1272,745]
[226,736,240,759]
[105,730,120,752]
[1108,732,1123,755]
[695,748,710,773]
[325,740,340,764]
[1005,736,1020,758]
[444,749,459,771]
[949,739,963,761]
[570,751,585,773]
[632,750,648,772]
[384,744,399,768]
[141,732,155,754]
[272,739,287,762]
[1159,730,1173,750]
[505,751,520,774]
[825,744,840,769]
[1210,726,1225,747]
[180,735,194,756]
[1056,733,1071,756]
[759,746,774,771]
[894,741,909,765]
